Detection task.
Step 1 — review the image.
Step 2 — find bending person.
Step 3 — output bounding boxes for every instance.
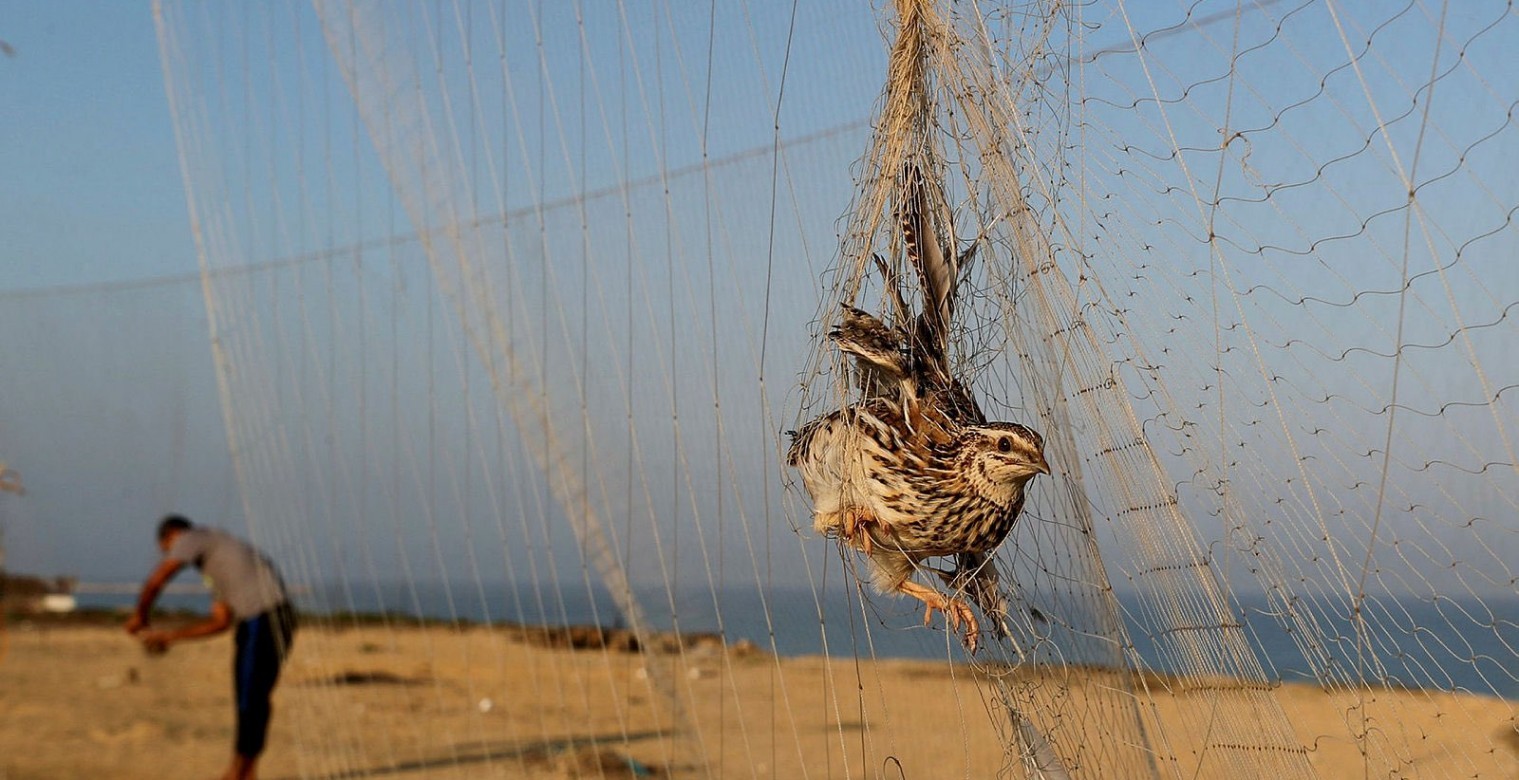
[126,515,296,780]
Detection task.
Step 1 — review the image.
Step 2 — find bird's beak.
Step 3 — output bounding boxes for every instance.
[1034,455,1051,475]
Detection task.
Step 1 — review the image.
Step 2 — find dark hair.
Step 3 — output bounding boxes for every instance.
[157,514,193,541]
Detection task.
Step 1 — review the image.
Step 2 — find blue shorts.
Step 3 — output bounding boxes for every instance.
[233,602,296,758]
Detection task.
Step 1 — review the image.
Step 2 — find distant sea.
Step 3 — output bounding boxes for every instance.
[78,579,1518,700]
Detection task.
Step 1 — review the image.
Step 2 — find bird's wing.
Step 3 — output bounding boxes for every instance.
[830,305,908,380]
[783,421,818,468]
[871,253,914,330]
[899,163,957,377]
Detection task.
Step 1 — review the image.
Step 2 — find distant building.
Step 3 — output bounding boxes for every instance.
[1,573,76,614]
[40,593,77,613]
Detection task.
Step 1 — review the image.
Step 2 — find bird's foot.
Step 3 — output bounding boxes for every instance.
[838,507,879,555]
[937,598,980,653]
[899,580,981,653]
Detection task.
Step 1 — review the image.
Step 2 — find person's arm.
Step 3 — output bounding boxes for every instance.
[125,558,185,635]
[140,600,235,651]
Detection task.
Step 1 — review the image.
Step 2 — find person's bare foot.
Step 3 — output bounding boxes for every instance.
[219,754,257,780]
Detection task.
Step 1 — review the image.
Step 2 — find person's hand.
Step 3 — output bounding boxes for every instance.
[124,613,147,635]
[140,631,172,656]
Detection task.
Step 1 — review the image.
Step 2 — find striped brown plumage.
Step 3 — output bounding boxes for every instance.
[788,163,1048,651]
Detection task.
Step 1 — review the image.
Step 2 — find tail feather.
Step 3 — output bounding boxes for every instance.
[901,163,954,342]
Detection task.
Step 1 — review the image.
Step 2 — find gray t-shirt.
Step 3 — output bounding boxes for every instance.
[166,528,287,621]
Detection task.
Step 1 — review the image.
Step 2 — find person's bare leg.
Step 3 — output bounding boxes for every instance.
[219,753,256,780]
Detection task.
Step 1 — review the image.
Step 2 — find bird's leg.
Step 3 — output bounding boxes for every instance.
[898,579,980,653]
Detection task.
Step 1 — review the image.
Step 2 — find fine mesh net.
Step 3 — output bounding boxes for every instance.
[0,0,1513,777]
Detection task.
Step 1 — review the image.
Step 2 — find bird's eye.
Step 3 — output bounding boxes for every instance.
[997,436,1012,453]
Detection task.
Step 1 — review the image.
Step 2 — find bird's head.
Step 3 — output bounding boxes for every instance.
[959,423,1049,506]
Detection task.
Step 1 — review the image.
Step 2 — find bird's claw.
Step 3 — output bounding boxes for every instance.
[839,507,877,555]
[918,594,980,653]
[935,598,980,653]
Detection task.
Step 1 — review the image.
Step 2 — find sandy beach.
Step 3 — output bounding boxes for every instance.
[1,620,1514,779]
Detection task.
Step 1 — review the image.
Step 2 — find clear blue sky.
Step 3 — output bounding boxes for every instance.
[1,3,195,291]
[1,4,220,581]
